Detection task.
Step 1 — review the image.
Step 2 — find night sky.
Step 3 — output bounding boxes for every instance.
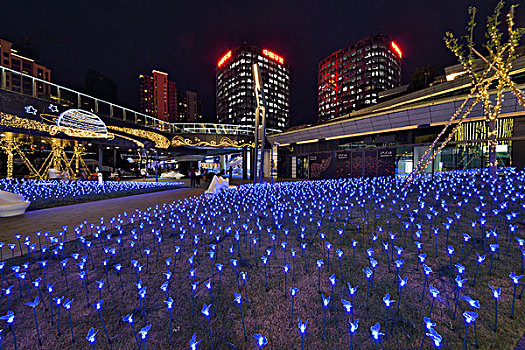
[0,0,519,127]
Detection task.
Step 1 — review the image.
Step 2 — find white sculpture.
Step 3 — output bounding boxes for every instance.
[0,191,31,217]
[205,175,230,194]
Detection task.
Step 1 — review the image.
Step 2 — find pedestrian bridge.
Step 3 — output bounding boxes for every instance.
[0,65,278,150]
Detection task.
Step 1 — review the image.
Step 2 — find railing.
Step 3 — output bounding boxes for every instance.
[169,123,280,135]
[0,66,280,136]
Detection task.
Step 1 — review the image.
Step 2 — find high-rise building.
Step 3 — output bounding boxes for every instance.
[139,70,177,123]
[0,38,51,96]
[85,69,117,103]
[216,43,290,132]
[177,91,203,123]
[318,34,402,122]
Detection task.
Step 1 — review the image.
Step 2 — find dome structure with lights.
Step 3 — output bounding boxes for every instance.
[56,109,109,138]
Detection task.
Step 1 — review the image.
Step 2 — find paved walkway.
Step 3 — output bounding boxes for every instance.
[0,187,204,246]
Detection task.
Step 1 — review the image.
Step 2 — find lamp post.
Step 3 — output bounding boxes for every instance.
[252,63,267,184]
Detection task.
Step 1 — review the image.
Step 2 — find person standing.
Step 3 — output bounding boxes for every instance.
[229,166,233,180]
[189,166,196,188]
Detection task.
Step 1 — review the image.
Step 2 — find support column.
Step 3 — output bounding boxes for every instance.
[242,147,248,180]
[113,148,117,171]
[249,148,255,180]
[220,155,226,174]
[98,144,103,171]
[0,68,6,89]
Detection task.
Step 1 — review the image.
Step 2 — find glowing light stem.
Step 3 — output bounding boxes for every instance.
[317,266,321,293]
[396,287,402,315]
[67,308,75,343]
[421,275,428,302]
[453,287,461,320]
[489,251,495,275]
[97,309,110,343]
[36,286,47,310]
[385,307,389,340]
[494,298,498,332]
[129,321,140,350]
[292,254,296,282]
[218,269,223,294]
[63,266,69,291]
[56,301,61,335]
[366,279,370,310]
[473,261,481,286]
[31,307,42,346]
[10,323,17,350]
[238,303,247,341]
[322,305,327,340]
[103,265,109,291]
[264,264,268,292]
[168,308,173,345]
[460,240,467,261]
[462,323,469,350]
[206,315,213,350]
[511,283,517,318]
[428,297,435,319]
[338,256,343,281]
[290,295,295,326]
[49,290,54,325]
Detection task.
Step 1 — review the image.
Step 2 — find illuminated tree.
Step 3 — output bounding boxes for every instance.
[444,1,524,179]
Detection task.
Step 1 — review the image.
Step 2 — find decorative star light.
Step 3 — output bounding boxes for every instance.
[25,105,38,115]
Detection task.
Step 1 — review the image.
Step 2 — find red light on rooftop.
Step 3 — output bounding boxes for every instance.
[262,49,284,64]
[391,41,402,59]
[218,50,232,68]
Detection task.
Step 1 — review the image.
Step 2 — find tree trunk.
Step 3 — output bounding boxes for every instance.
[488,119,497,180]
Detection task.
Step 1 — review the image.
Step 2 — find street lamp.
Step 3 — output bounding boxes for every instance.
[252,63,267,184]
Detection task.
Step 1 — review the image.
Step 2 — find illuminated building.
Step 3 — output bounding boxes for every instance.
[139,70,177,123]
[318,34,402,122]
[216,43,290,132]
[177,91,203,123]
[0,38,51,96]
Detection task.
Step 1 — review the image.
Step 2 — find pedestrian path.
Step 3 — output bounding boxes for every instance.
[0,187,204,246]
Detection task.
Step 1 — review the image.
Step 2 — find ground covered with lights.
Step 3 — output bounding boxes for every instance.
[0,179,184,210]
[0,169,524,349]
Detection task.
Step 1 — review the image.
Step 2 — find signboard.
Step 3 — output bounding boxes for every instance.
[309,152,335,179]
[217,50,232,67]
[364,149,378,177]
[351,151,364,177]
[377,149,395,176]
[335,151,352,178]
[262,49,284,64]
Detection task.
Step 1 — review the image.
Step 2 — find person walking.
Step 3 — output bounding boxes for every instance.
[196,167,201,187]
[189,166,196,188]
